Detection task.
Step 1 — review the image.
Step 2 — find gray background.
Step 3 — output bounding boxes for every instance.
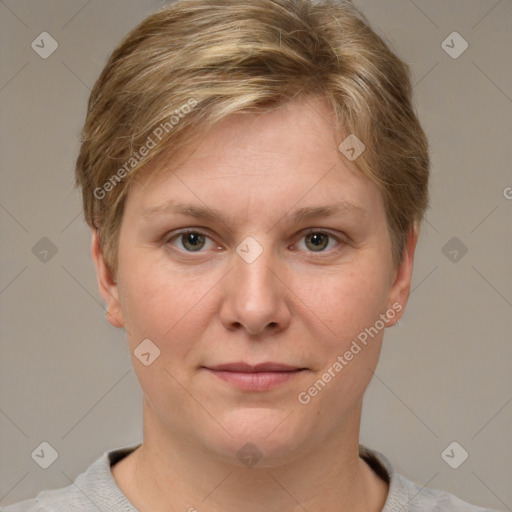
[0,0,511,510]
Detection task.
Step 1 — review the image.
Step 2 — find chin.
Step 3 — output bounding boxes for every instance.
[201,406,315,468]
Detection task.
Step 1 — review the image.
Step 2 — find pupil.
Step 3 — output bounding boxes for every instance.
[307,233,328,251]
[184,233,204,251]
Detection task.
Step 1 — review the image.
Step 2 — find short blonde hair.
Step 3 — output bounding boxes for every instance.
[75,0,429,272]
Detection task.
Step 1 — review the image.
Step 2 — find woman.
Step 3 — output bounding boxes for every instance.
[5,0,498,510]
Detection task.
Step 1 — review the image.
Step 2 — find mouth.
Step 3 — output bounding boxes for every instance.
[203,362,308,392]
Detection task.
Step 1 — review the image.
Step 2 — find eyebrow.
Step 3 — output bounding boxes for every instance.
[141,199,365,223]
[291,202,365,223]
[142,200,220,221]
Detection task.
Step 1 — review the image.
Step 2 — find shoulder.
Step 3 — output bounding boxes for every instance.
[359,445,499,512]
[2,482,88,512]
[3,475,103,512]
[390,472,498,512]
[2,444,141,512]
[2,498,39,512]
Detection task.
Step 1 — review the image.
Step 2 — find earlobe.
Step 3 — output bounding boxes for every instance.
[386,226,419,327]
[91,230,125,329]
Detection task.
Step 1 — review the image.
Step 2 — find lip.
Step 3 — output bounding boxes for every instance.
[208,362,302,372]
[204,362,307,391]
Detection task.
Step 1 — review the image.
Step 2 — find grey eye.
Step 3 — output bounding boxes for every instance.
[181,232,206,251]
[305,232,330,251]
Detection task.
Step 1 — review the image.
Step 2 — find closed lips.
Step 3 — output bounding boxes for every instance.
[205,362,305,372]
[204,362,308,392]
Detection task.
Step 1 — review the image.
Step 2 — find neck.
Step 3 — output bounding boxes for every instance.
[112,400,388,512]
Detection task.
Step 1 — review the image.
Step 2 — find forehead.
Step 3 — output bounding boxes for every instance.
[126,97,384,226]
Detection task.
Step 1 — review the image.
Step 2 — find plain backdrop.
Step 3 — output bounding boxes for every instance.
[1,0,511,510]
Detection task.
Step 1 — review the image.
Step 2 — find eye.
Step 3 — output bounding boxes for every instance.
[296,231,341,253]
[167,230,216,252]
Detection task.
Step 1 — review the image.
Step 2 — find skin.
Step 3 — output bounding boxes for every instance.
[92,96,418,512]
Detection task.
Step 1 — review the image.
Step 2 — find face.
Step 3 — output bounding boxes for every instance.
[93,96,416,466]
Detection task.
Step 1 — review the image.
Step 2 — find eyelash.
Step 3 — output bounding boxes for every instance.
[164,228,347,256]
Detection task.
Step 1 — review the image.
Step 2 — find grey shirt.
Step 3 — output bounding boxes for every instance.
[3,444,497,511]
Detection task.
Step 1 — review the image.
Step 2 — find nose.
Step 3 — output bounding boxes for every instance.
[219,245,292,336]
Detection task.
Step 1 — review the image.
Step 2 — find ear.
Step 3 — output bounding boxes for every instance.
[386,225,419,326]
[91,230,124,329]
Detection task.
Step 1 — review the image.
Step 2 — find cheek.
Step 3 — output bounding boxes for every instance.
[294,274,388,415]
[295,263,391,345]
[119,261,216,352]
